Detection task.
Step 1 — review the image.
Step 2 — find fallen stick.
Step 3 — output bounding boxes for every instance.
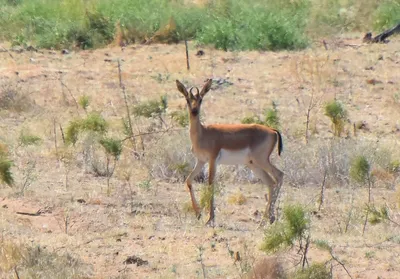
[363,22,400,43]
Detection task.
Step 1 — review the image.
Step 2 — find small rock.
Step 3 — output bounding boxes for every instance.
[196,50,205,56]
[61,49,69,55]
[123,255,148,266]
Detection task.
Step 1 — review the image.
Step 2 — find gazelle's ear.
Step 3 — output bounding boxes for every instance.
[176,80,189,99]
[200,78,213,98]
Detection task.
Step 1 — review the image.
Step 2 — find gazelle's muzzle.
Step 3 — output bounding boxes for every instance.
[191,108,199,116]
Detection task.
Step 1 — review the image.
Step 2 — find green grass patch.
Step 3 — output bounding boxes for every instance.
[0,0,310,51]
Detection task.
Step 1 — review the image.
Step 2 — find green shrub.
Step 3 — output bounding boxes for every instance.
[0,0,310,51]
[373,1,400,31]
[0,158,14,186]
[261,204,310,253]
[99,138,122,160]
[349,155,370,184]
[241,115,263,125]
[18,132,42,146]
[197,0,310,51]
[290,263,331,279]
[65,112,108,145]
[133,95,167,118]
[324,100,347,137]
[264,102,280,129]
[171,110,189,127]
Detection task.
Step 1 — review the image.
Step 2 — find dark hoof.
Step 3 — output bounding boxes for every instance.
[269,216,276,224]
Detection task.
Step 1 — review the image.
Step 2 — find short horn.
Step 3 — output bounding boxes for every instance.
[190,87,200,96]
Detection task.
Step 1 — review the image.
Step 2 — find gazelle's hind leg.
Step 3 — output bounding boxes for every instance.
[186,160,206,219]
[247,163,279,224]
[250,155,284,224]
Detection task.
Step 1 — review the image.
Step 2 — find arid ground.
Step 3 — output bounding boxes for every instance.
[1,34,400,278]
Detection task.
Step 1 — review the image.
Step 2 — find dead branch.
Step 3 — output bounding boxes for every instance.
[185,40,190,70]
[16,209,43,216]
[121,127,185,142]
[363,22,400,43]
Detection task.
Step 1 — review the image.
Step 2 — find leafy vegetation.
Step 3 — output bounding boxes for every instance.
[324,100,347,137]
[0,0,307,51]
[350,155,370,184]
[0,143,13,186]
[261,204,310,253]
[65,112,108,145]
[241,103,280,129]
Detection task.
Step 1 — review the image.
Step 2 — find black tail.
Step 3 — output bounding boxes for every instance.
[275,130,283,156]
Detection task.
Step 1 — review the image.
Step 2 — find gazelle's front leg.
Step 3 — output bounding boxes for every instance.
[186,159,205,219]
[205,158,217,227]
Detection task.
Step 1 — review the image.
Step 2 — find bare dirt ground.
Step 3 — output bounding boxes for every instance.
[1,34,400,278]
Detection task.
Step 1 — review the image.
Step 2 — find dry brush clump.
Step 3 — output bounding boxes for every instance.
[0,239,92,278]
[142,131,195,182]
[0,79,35,112]
[283,137,400,189]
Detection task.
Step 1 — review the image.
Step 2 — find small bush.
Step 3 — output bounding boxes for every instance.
[0,81,33,112]
[170,110,189,127]
[0,240,92,278]
[99,137,122,159]
[324,100,347,137]
[350,155,370,184]
[290,263,331,279]
[78,95,90,111]
[261,204,310,253]
[133,95,167,118]
[240,103,280,129]
[18,131,42,146]
[264,103,280,130]
[0,158,14,187]
[65,112,108,145]
[227,190,247,205]
[367,204,389,225]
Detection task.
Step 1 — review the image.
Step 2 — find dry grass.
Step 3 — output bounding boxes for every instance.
[0,35,400,278]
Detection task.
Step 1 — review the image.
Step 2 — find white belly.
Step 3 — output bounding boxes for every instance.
[216,148,250,165]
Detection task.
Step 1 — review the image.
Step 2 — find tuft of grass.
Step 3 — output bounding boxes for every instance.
[78,95,90,111]
[18,131,42,146]
[241,115,263,125]
[200,183,224,211]
[227,190,247,205]
[367,204,389,225]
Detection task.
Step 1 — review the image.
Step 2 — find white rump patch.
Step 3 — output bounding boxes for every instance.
[216,148,250,165]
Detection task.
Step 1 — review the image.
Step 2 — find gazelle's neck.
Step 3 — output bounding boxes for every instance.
[189,114,203,141]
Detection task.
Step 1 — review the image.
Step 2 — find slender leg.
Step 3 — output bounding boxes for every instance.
[205,158,217,227]
[186,160,205,219]
[248,164,278,224]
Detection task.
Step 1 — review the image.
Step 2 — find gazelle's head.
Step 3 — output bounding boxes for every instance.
[176,79,212,117]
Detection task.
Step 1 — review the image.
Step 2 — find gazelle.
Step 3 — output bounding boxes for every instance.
[176,79,284,226]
